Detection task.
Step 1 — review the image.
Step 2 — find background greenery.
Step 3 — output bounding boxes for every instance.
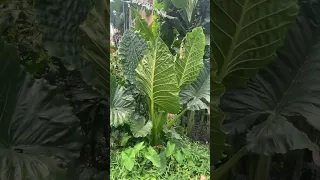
[0,0,108,179]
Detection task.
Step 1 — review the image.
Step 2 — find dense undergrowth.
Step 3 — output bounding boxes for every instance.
[110,137,210,179]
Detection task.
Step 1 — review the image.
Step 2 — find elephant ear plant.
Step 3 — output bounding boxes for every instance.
[211,0,320,179]
[211,0,300,172]
[219,1,320,179]
[134,27,206,145]
[0,39,83,179]
[111,23,208,173]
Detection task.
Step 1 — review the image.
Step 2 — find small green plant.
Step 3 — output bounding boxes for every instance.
[111,138,210,179]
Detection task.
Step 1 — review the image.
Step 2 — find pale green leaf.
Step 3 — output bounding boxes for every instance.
[144,146,161,167]
[173,150,185,164]
[133,142,145,154]
[121,148,136,171]
[176,27,206,88]
[136,37,180,113]
[171,0,199,24]
[165,141,176,157]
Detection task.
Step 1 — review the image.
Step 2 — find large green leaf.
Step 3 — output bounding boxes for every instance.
[34,0,91,72]
[131,7,154,41]
[34,0,109,95]
[130,115,152,138]
[121,148,136,171]
[110,78,135,127]
[136,37,180,114]
[121,142,145,171]
[212,0,299,87]
[221,2,320,155]
[211,26,228,165]
[180,61,209,111]
[79,0,109,95]
[211,82,227,165]
[176,27,206,89]
[165,141,176,157]
[0,39,83,179]
[211,0,300,165]
[171,0,199,24]
[118,30,147,84]
[144,146,161,167]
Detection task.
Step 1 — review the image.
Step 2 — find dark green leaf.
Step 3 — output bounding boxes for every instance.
[221,2,320,154]
[130,115,152,138]
[79,0,109,95]
[211,0,300,164]
[0,39,83,179]
[212,0,299,87]
[35,0,109,95]
[118,30,147,84]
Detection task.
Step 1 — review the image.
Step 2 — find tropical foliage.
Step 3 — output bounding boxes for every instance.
[110,0,210,178]
[212,0,320,179]
[0,0,108,179]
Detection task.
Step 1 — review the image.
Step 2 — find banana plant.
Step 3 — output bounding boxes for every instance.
[211,0,300,178]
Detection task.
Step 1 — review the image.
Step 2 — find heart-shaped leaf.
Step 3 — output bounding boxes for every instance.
[144,146,161,167]
[0,39,83,179]
[130,115,152,138]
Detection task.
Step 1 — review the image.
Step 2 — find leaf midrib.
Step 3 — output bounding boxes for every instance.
[219,0,250,81]
[272,60,309,116]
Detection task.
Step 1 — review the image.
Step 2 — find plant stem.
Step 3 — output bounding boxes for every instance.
[186,110,195,135]
[254,155,272,180]
[151,97,155,145]
[292,150,304,180]
[212,146,248,179]
[166,108,188,128]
